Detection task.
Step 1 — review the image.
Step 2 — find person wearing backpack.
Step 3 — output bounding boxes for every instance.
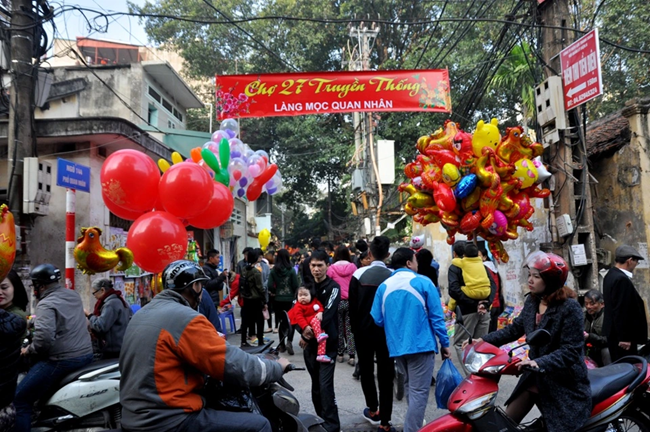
[240,250,266,347]
[268,249,299,354]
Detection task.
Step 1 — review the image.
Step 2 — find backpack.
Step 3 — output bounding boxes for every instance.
[239,271,251,300]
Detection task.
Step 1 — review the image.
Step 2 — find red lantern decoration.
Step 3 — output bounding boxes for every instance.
[102,190,146,221]
[126,211,188,274]
[101,149,160,213]
[159,163,213,219]
[187,182,234,229]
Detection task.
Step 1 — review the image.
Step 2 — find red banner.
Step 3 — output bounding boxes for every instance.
[215,69,451,119]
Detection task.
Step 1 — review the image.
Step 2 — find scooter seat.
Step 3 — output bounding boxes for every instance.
[57,359,119,388]
[240,344,270,355]
[588,363,638,406]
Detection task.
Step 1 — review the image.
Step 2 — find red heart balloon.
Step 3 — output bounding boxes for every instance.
[247,164,278,201]
[233,170,242,181]
[126,211,188,274]
[159,163,213,219]
[188,182,234,229]
[101,149,160,213]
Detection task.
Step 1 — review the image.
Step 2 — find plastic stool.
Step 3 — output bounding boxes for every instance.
[219,309,237,334]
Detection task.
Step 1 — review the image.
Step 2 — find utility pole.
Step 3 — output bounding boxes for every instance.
[8,0,37,264]
[539,0,599,291]
[347,24,380,236]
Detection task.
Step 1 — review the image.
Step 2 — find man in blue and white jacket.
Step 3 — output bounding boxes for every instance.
[371,247,450,432]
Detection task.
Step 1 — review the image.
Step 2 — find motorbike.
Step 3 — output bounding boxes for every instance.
[210,310,326,432]
[29,358,122,432]
[420,311,650,432]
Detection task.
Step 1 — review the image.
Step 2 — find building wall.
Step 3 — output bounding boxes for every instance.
[422,196,553,307]
[35,94,80,119]
[590,99,650,301]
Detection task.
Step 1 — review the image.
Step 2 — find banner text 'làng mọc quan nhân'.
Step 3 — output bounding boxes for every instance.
[215,69,451,118]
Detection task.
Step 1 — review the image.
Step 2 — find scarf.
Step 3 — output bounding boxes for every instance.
[93,288,129,316]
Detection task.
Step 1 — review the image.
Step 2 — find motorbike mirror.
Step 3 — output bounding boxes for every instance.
[526,329,551,347]
[455,306,464,325]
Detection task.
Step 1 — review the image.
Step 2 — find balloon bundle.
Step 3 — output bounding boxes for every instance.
[174,119,283,201]
[401,119,552,263]
[101,145,235,273]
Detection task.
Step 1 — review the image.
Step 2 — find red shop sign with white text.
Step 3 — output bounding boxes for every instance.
[215,69,451,119]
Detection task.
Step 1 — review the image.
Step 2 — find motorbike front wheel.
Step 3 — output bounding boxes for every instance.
[608,411,650,432]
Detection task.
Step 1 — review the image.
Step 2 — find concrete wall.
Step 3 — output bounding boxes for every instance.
[35,94,80,119]
[421,196,554,307]
[591,99,650,300]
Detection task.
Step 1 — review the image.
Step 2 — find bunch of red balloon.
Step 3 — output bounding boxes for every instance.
[401,119,552,263]
[101,149,234,273]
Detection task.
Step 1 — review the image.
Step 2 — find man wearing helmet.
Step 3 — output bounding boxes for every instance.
[14,264,94,432]
[467,251,591,432]
[120,260,289,432]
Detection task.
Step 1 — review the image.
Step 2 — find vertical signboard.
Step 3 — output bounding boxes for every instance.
[560,29,603,110]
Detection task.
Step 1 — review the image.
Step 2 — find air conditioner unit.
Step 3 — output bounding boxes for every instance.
[23,158,51,216]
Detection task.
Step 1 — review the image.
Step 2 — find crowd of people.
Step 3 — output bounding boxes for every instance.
[0,236,648,432]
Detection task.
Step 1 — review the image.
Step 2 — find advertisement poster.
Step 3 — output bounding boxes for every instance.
[216,69,451,118]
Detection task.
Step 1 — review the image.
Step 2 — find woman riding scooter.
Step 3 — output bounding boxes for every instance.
[466,251,591,432]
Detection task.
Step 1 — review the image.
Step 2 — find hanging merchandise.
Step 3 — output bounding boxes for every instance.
[402,120,550,262]
[0,205,16,281]
[74,227,134,275]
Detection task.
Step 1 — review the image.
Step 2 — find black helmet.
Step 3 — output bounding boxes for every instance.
[30,264,62,285]
[162,260,209,292]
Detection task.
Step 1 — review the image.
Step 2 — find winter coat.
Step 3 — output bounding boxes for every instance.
[202,262,226,304]
[220,274,244,308]
[349,261,393,342]
[0,308,27,408]
[120,289,283,432]
[268,266,299,303]
[198,289,222,333]
[584,308,609,366]
[371,268,449,357]
[300,277,340,354]
[327,260,358,300]
[26,284,93,360]
[482,294,591,432]
[88,293,132,355]
[288,299,324,329]
[603,267,648,344]
[242,265,265,301]
[448,264,495,316]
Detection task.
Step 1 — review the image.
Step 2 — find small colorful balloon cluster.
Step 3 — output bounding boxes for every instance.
[400,119,552,263]
[178,119,283,201]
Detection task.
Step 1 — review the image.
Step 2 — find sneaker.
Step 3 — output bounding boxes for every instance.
[263,337,271,343]
[249,337,258,344]
[348,357,355,366]
[363,408,381,425]
[316,354,333,363]
[286,341,294,355]
[337,355,345,363]
[352,363,360,380]
[378,424,396,432]
[316,333,329,343]
[278,344,286,353]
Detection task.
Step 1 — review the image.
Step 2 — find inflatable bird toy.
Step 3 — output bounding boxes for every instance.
[0,204,16,281]
[74,227,134,275]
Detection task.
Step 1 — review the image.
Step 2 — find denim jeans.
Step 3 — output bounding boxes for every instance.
[14,353,94,432]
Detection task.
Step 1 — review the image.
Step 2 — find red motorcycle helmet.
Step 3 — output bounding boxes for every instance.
[524,251,569,293]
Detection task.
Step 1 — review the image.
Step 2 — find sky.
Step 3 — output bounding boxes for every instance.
[51,0,150,47]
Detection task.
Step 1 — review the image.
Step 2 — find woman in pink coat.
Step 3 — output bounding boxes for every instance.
[327,245,359,365]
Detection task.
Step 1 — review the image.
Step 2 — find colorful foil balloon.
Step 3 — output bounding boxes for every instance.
[74,227,133,275]
[471,118,501,157]
[0,205,16,281]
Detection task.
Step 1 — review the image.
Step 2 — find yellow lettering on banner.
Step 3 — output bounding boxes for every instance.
[245,81,277,97]
[369,77,421,97]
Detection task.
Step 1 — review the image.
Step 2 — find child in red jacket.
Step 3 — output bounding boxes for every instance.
[288,286,331,363]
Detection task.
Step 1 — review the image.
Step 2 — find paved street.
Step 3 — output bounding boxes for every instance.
[225,320,537,431]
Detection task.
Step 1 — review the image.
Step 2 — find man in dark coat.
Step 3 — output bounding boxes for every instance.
[603,245,648,361]
[203,249,226,304]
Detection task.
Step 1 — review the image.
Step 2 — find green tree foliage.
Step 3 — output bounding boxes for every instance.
[131,0,649,243]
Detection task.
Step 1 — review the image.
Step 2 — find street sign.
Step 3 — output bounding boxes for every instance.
[560,29,603,111]
[56,158,91,193]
